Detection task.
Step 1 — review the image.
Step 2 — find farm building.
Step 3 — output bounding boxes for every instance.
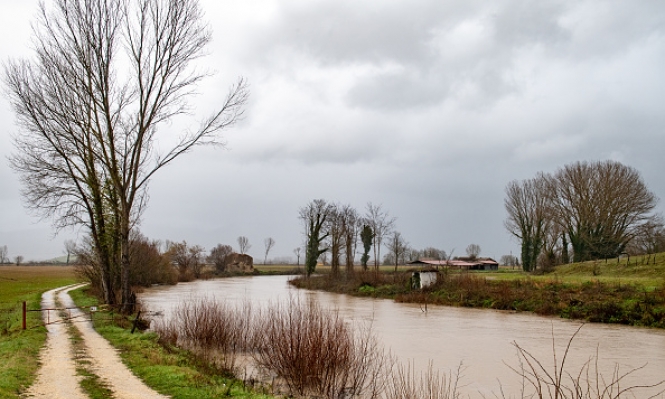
[407,257,499,271]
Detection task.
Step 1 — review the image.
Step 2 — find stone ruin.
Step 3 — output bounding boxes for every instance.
[225,253,254,273]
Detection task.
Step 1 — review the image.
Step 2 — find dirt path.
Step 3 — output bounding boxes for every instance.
[23,285,169,399]
[22,285,88,399]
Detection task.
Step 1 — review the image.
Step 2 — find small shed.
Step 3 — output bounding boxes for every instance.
[411,269,438,289]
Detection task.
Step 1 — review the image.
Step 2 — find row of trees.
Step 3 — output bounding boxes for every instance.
[504,160,662,272]
[298,200,486,276]
[299,200,397,276]
[5,0,248,310]
[76,235,262,290]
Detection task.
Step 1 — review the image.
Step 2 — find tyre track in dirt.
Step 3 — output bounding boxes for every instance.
[22,284,87,399]
[56,286,169,399]
[23,285,169,399]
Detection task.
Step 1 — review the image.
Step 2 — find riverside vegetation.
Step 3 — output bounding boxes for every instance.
[148,295,664,399]
[291,253,665,329]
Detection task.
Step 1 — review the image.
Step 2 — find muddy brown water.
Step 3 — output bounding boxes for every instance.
[139,275,665,398]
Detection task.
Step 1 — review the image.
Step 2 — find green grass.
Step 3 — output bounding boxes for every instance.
[69,287,276,399]
[0,266,78,399]
[483,253,665,289]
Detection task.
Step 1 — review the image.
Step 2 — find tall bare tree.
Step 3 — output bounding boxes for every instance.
[465,244,481,259]
[326,204,345,276]
[385,231,408,272]
[549,160,657,262]
[299,199,331,276]
[237,236,251,254]
[64,240,77,264]
[293,247,302,266]
[264,237,275,264]
[365,202,396,271]
[340,204,360,273]
[504,174,550,272]
[5,0,248,311]
[0,245,8,264]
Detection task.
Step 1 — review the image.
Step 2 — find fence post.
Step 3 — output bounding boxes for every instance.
[131,310,142,334]
[22,301,26,330]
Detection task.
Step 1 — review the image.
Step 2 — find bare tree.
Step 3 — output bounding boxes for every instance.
[385,231,409,272]
[499,254,519,267]
[548,160,658,262]
[340,204,360,274]
[421,247,446,261]
[64,239,77,264]
[5,0,248,311]
[128,232,177,286]
[167,241,193,280]
[237,236,251,255]
[188,245,206,279]
[15,255,24,266]
[209,244,233,273]
[504,174,550,272]
[293,247,302,267]
[299,199,331,276]
[365,202,396,271]
[465,244,481,259]
[264,237,275,264]
[627,215,665,259]
[326,204,344,275]
[0,245,8,264]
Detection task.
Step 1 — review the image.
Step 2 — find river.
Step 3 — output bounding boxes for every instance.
[139,275,665,398]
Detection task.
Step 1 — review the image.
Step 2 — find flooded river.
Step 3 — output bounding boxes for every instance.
[140,275,665,397]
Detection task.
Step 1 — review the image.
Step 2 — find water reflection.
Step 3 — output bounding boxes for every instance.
[140,275,665,397]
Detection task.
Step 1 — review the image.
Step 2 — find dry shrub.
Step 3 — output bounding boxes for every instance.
[503,324,665,399]
[384,361,462,399]
[253,297,388,398]
[152,297,253,372]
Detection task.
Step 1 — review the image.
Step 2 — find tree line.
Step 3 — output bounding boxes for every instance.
[504,160,663,272]
[298,200,485,276]
[74,234,275,294]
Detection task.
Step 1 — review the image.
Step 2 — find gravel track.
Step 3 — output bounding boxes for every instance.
[22,285,169,399]
[21,284,88,399]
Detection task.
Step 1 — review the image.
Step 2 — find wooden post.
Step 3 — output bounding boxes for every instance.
[22,301,26,330]
[131,310,142,334]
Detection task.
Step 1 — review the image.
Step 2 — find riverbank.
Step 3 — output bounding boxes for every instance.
[69,285,276,398]
[289,254,665,328]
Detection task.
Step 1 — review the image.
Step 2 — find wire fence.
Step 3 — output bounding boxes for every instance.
[2,302,158,332]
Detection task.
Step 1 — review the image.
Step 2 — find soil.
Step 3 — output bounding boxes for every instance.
[22,284,169,399]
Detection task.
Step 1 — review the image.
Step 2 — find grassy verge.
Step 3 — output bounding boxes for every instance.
[68,287,275,399]
[0,265,78,399]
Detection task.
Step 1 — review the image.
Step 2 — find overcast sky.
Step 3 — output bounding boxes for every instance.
[1,0,664,263]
